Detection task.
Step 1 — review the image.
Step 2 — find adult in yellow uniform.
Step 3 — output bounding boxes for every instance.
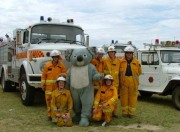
[92,75,118,126]
[119,46,142,118]
[51,76,73,127]
[104,46,120,117]
[41,50,67,121]
[90,48,105,95]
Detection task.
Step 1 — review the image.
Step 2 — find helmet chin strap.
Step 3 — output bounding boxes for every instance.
[58,86,63,92]
[52,59,58,66]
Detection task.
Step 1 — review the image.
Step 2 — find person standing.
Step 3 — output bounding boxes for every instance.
[119,46,142,118]
[92,75,118,126]
[41,50,67,121]
[51,76,73,127]
[104,46,120,117]
[91,47,105,95]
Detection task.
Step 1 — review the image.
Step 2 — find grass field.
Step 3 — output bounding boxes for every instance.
[0,87,179,132]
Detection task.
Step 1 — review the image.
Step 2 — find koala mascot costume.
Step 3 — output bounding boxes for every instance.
[65,48,103,127]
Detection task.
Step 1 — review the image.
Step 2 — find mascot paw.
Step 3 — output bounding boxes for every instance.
[79,117,89,127]
[94,74,104,81]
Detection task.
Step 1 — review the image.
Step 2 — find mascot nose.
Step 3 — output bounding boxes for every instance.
[77,55,83,61]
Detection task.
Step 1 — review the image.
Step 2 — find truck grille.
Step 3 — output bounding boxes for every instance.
[29,76,41,81]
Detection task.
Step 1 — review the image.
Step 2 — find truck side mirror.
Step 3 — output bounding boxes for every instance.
[16,31,22,46]
[0,37,3,42]
[85,35,89,47]
[87,46,96,58]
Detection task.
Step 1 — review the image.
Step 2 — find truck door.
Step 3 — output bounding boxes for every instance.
[16,30,29,64]
[139,51,166,92]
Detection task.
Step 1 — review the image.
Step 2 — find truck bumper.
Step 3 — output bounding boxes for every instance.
[28,74,41,88]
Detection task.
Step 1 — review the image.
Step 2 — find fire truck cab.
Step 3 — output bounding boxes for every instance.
[138,40,180,110]
[0,16,89,106]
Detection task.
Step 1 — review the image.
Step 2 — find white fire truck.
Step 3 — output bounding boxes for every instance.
[0,16,89,106]
[102,40,137,59]
[138,39,180,110]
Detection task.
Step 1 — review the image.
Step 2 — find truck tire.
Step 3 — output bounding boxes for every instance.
[20,74,35,106]
[139,91,153,98]
[172,87,180,110]
[1,72,13,92]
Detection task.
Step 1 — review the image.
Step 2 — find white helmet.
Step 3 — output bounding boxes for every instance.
[104,75,113,80]
[56,76,66,82]
[50,50,61,57]
[124,46,134,52]
[97,48,105,54]
[108,46,116,52]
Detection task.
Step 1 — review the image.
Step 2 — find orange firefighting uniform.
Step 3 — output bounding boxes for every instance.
[51,88,73,127]
[41,61,66,117]
[90,58,104,94]
[119,57,142,116]
[104,56,120,116]
[92,85,118,123]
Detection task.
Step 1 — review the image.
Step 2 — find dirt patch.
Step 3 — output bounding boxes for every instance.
[69,124,163,132]
[111,124,163,131]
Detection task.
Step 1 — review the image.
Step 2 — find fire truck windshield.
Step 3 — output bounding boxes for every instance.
[161,50,180,63]
[30,24,84,45]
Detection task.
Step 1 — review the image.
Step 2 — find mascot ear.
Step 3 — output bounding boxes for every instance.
[87,47,96,58]
[65,49,74,62]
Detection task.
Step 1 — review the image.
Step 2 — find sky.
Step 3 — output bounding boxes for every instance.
[1,0,180,48]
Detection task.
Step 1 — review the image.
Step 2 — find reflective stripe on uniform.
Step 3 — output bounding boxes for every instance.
[52,107,57,111]
[41,80,45,83]
[120,74,125,77]
[104,70,111,74]
[52,107,69,111]
[94,101,99,105]
[41,80,56,85]
[103,108,112,113]
[47,107,51,111]
[67,107,72,110]
[45,80,56,83]
[133,76,139,79]
[121,75,139,79]
[129,106,136,111]
[57,108,65,111]
[114,71,119,74]
[94,86,100,89]
[45,91,52,95]
[110,98,115,103]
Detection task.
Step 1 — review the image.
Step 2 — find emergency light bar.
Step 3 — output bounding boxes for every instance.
[40,16,44,21]
[155,39,159,44]
[67,19,74,23]
[160,40,180,47]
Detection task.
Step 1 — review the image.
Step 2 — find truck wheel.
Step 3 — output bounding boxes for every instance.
[139,91,153,98]
[1,72,13,92]
[172,87,180,110]
[20,74,35,106]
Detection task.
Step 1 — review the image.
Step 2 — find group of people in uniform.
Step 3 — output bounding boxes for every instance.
[41,45,142,127]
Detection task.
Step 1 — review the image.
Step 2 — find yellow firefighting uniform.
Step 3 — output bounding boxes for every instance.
[92,85,118,123]
[51,88,73,127]
[104,56,120,116]
[119,57,142,116]
[90,58,104,94]
[41,61,66,117]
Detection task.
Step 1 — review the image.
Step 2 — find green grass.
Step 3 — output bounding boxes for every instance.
[0,89,179,132]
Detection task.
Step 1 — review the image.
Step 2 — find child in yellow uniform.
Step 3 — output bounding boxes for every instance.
[51,76,73,127]
[92,75,118,126]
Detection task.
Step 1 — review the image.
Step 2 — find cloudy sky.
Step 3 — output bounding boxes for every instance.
[1,0,180,48]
